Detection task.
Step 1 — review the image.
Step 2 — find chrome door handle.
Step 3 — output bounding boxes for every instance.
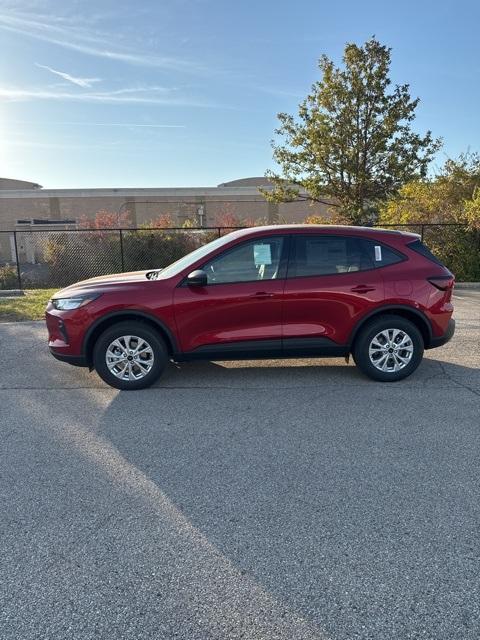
[250,292,275,298]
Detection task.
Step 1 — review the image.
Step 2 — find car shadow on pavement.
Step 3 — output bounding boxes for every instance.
[151,354,480,390]
[95,356,480,638]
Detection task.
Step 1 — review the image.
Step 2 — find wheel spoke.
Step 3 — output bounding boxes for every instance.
[397,334,410,347]
[133,340,147,355]
[107,351,125,361]
[118,362,129,378]
[135,346,151,357]
[392,354,403,371]
[378,331,389,345]
[399,343,413,353]
[377,353,389,370]
[391,328,400,343]
[111,339,127,354]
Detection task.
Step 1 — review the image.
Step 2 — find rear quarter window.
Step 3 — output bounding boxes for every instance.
[407,239,445,266]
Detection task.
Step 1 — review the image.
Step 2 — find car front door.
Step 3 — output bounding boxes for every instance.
[173,235,288,356]
[282,233,385,351]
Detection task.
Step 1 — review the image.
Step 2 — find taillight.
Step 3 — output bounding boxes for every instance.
[427,276,455,291]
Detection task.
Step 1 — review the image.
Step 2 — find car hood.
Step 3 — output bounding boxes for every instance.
[53,270,161,297]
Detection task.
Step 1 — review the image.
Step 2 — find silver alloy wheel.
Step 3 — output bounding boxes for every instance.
[105,335,155,381]
[368,328,414,373]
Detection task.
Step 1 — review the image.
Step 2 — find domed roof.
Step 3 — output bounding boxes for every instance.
[217,177,274,187]
[0,177,42,190]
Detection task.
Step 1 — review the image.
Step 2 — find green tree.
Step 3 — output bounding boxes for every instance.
[263,37,441,224]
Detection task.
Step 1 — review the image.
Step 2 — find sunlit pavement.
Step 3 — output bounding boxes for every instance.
[0,293,479,639]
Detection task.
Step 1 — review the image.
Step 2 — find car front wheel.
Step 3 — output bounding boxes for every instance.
[93,321,168,390]
[352,315,424,382]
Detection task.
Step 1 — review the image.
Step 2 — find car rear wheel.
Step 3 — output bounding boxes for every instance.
[352,315,424,382]
[93,321,168,390]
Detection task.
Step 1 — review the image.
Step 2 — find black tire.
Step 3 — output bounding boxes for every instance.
[352,315,424,382]
[93,321,168,390]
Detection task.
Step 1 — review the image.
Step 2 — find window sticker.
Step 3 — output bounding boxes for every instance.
[254,244,272,266]
[374,245,382,261]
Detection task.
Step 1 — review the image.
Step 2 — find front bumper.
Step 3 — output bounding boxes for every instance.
[49,348,88,367]
[427,318,455,349]
[46,307,89,366]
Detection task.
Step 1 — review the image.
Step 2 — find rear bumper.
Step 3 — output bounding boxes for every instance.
[49,348,88,367]
[427,318,455,349]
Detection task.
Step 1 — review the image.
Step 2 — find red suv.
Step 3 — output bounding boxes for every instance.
[46,225,455,389]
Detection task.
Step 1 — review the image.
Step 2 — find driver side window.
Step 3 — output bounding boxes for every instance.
[203,237,284,284]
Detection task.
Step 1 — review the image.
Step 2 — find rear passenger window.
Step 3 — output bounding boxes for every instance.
[290,236,375,277]
[360,240,405,268]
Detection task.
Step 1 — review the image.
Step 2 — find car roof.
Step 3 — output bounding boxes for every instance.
[225,224,419,240]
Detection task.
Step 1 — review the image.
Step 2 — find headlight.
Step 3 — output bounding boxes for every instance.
[51,294,101,310]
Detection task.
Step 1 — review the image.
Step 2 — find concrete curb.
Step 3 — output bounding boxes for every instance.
[0,289,25,297]
[455,282,480,290]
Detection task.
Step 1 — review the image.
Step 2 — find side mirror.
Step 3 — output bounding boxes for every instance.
[186,269,208,286]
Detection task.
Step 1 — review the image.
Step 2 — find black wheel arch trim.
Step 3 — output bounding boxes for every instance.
[82,310,178,363]
[348,304,433,348]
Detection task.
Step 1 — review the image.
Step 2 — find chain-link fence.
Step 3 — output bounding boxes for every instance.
[0,223,478,290]
[0,227,238,290]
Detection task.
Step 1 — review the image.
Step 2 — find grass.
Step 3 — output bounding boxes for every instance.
[0,289,57,322]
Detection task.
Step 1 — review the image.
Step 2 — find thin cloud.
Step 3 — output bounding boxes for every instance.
[10,120,186,128]
[0,85,221,108]
[63,122,186,128]
[2,139,123,150]
[255,86,304,99]
[0,11,208,74]
[35,63,100,88]
[96,86,175,96]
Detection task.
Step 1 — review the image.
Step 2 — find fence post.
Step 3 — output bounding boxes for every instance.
[119,229,125,272]
[12,231,22,290]
[217,227,221,238]
[420,225,425,242]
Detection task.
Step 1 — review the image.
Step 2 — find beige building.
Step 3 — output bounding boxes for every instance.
[0,176,332,229]
[0,176,333,265]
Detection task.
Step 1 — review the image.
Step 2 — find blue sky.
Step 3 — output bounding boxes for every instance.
[0,0,478,188]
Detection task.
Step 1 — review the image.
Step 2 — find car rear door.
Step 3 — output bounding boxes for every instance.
[282,233,385,350]
[173,235,289,356]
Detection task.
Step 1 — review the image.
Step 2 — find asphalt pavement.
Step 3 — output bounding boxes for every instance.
[0,292,479,639]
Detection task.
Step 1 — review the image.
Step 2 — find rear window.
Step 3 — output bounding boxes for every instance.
[407,239,445,266]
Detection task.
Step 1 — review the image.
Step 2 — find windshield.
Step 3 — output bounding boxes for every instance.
[157,232,238,279]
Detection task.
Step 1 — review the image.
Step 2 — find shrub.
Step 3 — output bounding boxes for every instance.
[44,232,121,287]
[423,226,480,282]
[0,264,18,289]
[122,230,198,271]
